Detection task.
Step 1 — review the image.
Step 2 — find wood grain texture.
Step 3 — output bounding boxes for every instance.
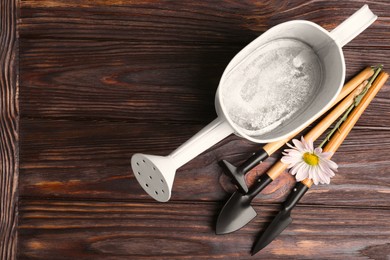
[18,0,390,47]
[0,0,18,259]
[19,45,390,123]
[19,118,390,207]
[18,200,390,260]
[15,0,390,259]
[18,0,390,122]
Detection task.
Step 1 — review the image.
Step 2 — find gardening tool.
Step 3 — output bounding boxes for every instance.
[131,5,377,202]
[251,71,389,254]
[221,67,374,193]
[216,77,370,234]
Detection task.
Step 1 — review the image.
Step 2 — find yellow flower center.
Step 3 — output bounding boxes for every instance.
[303,152,319,166]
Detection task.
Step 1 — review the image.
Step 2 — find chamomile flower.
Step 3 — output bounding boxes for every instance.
[281,136,338,185]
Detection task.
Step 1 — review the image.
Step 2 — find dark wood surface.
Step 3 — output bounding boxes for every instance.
[1,0,389,259]
[0,0,18,259]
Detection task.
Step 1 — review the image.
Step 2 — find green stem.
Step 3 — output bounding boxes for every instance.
[318,65,383,148]
[318,104,354,148]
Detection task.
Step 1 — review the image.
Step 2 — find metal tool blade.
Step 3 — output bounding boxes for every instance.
[251,210,292,255]
[251,182,309,255]
[220,160,248,193]
[215,191,256,234]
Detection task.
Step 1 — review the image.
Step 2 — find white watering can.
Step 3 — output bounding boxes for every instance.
[131,5,377,202]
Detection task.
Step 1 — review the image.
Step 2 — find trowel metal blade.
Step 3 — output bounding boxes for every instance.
[251,210,292,255]
[216,191,257,234]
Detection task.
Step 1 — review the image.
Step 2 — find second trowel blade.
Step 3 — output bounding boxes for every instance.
[216,191,257,234]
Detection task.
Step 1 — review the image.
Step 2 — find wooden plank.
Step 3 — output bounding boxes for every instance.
[19,41,228,123]
[17,199,390,259]
[19,119,390,207]
[19,0,390,47]
[18,0,390,123]
[16,1,390,259]
[19,42,390,122]
[0,0,19,259]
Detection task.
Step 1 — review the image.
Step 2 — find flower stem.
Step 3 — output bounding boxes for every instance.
[319,65,383,148]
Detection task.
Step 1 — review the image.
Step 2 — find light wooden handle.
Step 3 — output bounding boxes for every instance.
[263,67,374,155]
[267,81,365,180]
[303,72,389,188]
[334,67,374,104]
[304,80,367,142]
[266,74,370,181]
[301,178,313,188]
[267,160,290,180]
[325,72,389,153]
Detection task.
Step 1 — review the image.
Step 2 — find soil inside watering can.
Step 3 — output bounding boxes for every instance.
[222,38,323,136]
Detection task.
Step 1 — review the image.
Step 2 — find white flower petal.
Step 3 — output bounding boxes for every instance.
[291,161,305,176]
[292,139,306,152]
[319,161,336,177]
[282,138,338,185]
[289,162,299,175]
[312,169,319,185]
[289,166,298,176]
[285,149,303,157]
[286,142,296,149]
[281,156,302,165]
[295,164,308,181]
[322,158,338,170]
[311,166,318,180]
[319,168,330,184]
[318,151,333,159]
[323,174,331,184]
[296,175,307,182]
[316,166,327,184]
[302,137,314,151]
[308,170,313,179]
[301,164,311,180]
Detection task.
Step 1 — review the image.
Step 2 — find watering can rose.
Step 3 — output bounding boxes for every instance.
[281,137,338,185]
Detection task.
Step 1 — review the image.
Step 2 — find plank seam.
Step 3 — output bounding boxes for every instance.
[17,196,390,211]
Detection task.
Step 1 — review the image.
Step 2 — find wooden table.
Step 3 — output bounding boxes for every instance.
[2,1,390,259]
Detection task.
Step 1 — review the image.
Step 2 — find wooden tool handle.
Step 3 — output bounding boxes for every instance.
[267,81,365,180]
[304,80,367,142]
[324,72,389,154]
[303,72,389,188]
[266,73,371,181]
[334,67,374,104]
[263,67,374,155]
[267,160,290,180]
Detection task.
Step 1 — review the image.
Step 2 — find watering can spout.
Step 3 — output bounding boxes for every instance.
[330,5,377,47]
[131,118,234,202]
[131,153,176,202]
